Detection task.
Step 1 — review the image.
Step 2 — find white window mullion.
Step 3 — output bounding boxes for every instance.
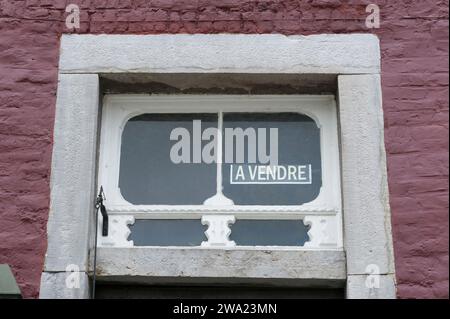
[204,111,234,206]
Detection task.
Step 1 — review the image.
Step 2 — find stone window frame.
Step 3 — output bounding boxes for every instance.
[40,34,396,299]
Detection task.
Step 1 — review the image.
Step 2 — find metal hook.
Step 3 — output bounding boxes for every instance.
[95,186,108,237]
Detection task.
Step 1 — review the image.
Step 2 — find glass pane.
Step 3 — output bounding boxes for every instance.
[222,113,322,205]
[129,219,207,246]
[230,220,310,246]
[119,113,217,205]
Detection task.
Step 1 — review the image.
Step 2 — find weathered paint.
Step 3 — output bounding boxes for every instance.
[0,0,448,298]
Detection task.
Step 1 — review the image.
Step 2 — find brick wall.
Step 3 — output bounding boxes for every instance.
[0,0,448,298]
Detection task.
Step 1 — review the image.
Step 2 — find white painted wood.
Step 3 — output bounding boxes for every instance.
[304,216,339,249]
[201,215,236,247]
[98,95,343,249]
[99,95,341,212]
[98,215,135,248]
[203,111,234,206]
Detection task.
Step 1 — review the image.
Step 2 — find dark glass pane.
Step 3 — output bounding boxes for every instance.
[130,219,207,246]
[119,113,217,205]
[223,113,322,205]
[230,220,310,246]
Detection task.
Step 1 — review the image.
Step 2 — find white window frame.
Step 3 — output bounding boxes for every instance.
[40,34,396,299]
[98,94,342,250]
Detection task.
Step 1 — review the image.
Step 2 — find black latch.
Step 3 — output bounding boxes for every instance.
[95,186,108,237]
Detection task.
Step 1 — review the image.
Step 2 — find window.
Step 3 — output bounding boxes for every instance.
[98,95,342,249]
[42,34,395,299]
[119,112,320,206]
[119,113,217,205]
[222,112,322,206]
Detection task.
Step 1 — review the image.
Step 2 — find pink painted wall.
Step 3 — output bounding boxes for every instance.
[0,0,448,298]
